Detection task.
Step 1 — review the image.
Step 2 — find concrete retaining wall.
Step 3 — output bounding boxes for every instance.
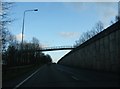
[58,21,120,73]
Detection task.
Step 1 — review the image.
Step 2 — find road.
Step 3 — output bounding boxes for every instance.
[3,63,120,88]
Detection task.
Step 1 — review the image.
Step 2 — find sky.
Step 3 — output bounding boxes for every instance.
[8,2,118,63]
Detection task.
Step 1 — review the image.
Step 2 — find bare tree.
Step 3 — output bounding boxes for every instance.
[110,15,120,25]
[93,21,104,33]
[115,15,120,22]
[32,37,39,44]
[74,21,104,47]
[1,2,13,52]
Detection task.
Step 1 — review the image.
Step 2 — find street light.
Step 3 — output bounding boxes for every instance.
[21,9,38,48]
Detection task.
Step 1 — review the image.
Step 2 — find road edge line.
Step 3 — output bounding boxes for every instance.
[13,67,41,89]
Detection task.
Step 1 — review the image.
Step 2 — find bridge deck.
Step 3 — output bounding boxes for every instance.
[22,46,74,52]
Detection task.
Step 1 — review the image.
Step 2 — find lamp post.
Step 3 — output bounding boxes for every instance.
[21,9,38,47]
[118,1,120,20]
[21,9,38,65]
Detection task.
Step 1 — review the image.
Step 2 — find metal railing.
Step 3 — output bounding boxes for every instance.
[41,46,74,50]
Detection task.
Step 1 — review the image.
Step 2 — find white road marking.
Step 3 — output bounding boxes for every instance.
[13,67,41,89]
[57,68,79,81]
[57,68,74,75]
[71,76,79,80]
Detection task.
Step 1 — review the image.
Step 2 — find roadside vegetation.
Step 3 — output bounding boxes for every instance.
[74,16,120,47]
[1,2,119,82]
[1,2,52,82]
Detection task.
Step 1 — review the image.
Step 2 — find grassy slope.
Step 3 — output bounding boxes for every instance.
[2,64,44,82]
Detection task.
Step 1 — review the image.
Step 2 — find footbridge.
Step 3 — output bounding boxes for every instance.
[37,46,74,51]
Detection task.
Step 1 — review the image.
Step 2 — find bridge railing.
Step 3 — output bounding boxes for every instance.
[22,46,74,52]
[41,46,74,50]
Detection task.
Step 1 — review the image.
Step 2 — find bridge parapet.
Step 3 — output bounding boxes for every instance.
[22,46,74,52]
[42,46,74,50]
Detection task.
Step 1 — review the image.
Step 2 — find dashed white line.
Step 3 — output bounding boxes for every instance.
[57,68,74,75]
[13,68,41,89]
[57,68,79,80]
[71,76,79,80]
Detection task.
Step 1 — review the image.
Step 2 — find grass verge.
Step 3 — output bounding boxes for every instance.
[2,64,44,82]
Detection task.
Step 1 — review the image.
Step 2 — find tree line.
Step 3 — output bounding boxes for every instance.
[74,16,120,47]
[2,37,52,67]
[1,2,52,67]
[1,2,119,67]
